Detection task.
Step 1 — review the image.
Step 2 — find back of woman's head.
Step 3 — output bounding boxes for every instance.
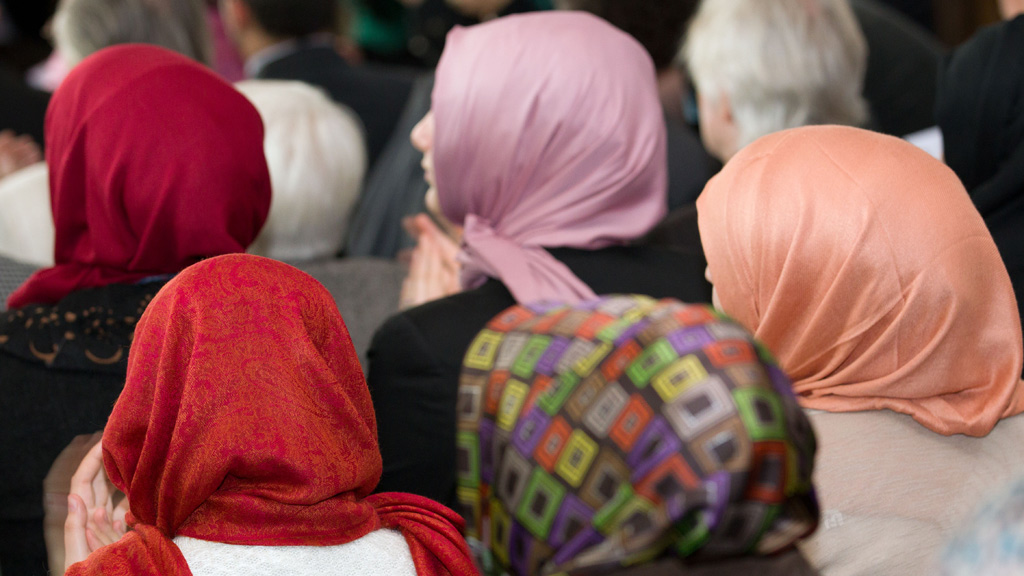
[457,294,819,574]
[697,125,1024,436]
[433,12,665,233]
[7,44,270,309]
[66,254,475,576]
[106,254,377,539]
[53,0,212,66]
[431,12,669,304]
[236,80,367,263]
[684,0,868,149]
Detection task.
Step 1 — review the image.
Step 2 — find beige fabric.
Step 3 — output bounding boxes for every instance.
[173,530,417,576]
[800,409,1024,576]
[0,162,53,267]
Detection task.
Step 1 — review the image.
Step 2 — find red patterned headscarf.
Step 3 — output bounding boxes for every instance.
[66,255,476,575]
[7,44,271,309]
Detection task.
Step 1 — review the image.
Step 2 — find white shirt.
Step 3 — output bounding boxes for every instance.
[174,528,418,576]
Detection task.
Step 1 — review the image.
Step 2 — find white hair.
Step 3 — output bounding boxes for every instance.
[684,0,868,149]
[235,80,367,262]
[53,0,212,66]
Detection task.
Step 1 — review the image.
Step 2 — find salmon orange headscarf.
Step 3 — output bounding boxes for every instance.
[697,125,1024,436]
[66,255,475,575]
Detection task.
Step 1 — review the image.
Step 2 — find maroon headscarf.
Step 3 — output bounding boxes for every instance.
[66,255,476,575]
[7,44,270,309]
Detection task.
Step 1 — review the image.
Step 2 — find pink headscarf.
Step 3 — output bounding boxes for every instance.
[432,12,668,305]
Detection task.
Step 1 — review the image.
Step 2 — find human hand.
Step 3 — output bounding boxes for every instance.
[64,440,128,571]
[0,130,41,180]
[45,432,101,575]
[399,214,462,309]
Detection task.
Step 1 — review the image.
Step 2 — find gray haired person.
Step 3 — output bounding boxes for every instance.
[683,0,868,162]
[53,0,212,66]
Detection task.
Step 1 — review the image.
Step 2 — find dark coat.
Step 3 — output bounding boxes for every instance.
[256,44,416,169]
[0,281,166,574]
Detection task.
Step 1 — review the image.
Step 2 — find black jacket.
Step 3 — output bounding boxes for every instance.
[0,281,166,574]
[257,44,416,169]
[366,246,711,508]
[0,67,49,144]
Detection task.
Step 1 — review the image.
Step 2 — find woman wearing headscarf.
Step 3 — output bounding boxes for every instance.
[456,294,820,575]
[697,125,1024,575]
[63,254,476,576]
[935,14,1024,342]
[366,11,711,508]
[0,44,271,573]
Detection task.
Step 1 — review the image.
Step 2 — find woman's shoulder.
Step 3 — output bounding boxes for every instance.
[0,281,167,373]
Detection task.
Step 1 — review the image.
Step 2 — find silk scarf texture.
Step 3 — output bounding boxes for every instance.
[66,255,476,576]
[456,294,819,575]
[697,125,1024,437]
[7,44,271,309]
[431,12,668,306]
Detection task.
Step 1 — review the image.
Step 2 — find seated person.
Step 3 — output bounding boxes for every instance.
[0,0,219,267]
[848,0,945,138]
[219,0,415,168]
[235,79,367,262]
[935,14,1024,360]
[348,0,719,260]
[367,12,711,509]
[53,0,211,68]
[697,125,1024,575]
[683,0,868,163]
[0,44,271,574]
[554,0,720,209]
[457,294,820,575]
[62,254,475,575]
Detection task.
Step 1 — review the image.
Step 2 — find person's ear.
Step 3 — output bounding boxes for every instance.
[716,92,735,130]
[220,0,251,32]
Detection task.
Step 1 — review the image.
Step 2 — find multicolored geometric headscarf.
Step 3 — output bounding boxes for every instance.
[456,295,819,575]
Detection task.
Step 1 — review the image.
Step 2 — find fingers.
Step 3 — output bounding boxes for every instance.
[88,505,123,548]
[402,215,422,240]
[112,496,129,536]
[399,238,429,310]
[0,131,41,179]
[398,212,464,309]
[64,494,90,571]
[413,213,441,237]
[70,441,105,511]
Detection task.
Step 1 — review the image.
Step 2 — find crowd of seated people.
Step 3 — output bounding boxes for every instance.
[0,0,1021,574]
